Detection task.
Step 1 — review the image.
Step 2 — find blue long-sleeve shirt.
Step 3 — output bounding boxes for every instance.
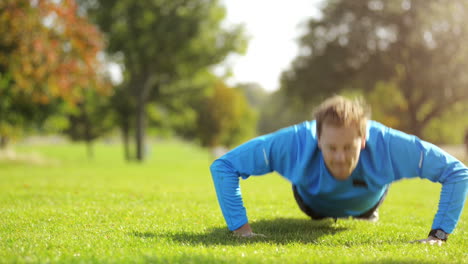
[210,120,468,233]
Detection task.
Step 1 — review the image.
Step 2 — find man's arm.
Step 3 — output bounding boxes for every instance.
[388,130,468,242]
[210,124,304,235]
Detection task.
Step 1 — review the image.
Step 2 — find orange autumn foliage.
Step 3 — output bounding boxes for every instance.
[0,0,109,104]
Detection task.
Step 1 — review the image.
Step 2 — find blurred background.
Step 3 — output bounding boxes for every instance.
[1,0,467,162]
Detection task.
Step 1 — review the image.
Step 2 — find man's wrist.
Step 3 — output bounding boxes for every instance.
[428,229,449,241]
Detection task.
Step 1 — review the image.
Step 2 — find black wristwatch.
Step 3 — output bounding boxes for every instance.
[428,229,449,241]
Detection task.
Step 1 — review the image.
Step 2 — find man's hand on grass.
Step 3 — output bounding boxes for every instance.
[412,236,444,246]
[233,223,266,238]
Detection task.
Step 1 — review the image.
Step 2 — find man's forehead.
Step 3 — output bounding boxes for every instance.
[320,123,361,140]
[321,122,361,133]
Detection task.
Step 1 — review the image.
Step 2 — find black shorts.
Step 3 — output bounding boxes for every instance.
[292,185,388,220]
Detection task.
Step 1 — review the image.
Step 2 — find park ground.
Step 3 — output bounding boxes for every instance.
[0,140,467,263]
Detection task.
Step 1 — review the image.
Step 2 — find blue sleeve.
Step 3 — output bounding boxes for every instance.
[210,125,303,231]
[388,130,468,233]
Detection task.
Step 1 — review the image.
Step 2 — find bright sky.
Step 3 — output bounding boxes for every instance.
[219,0,323,91]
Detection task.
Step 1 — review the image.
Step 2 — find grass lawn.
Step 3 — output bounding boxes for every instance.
[0,140,467,263]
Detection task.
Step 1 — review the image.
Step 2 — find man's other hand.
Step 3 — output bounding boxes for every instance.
[233,223,266,238]
[411,236,444,246]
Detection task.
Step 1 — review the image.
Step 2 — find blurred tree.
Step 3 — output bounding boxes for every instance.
[151,69,219,142]
[235,83,269,109]
[282,0,468,137]
[0,0,108,148]
[79,0,246,161]
[196,81,257,148]
[424,102,468,144]
[235,83,270,134]
[258,89,312,135]
[64,88,115,159]
[109,83,135,160]
[0,72,62,148]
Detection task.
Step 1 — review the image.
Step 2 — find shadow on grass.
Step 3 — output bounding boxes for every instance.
[132,217,347,245]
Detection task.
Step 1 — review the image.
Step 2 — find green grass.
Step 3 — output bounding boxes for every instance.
[0,140,467,263]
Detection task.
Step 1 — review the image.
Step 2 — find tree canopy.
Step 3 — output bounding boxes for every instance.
[196,81,257,148]
[0,0,108,147]
[79,0,246,160]
[282,0,468,137]
[0,0,107,103]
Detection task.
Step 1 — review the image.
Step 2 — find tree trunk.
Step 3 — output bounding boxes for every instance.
[86,140,94,160]
[135,92,146,162]
[0,136,8,149]
[83,104,94,160]
[129,71,157,163]
[405,101,424,137]
[120,114,132,161]
[121,120,131,161]
[134,75,155,162]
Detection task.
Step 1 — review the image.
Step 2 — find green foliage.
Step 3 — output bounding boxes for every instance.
[235,83,269,110]
[365,82,407,129]
[64,89,115,143]
[282,0,468,138]
[196,81,257,147]
[0,141,467,263]
[258,90,312,135]
[145,70,218,141]
[42,115,70,134]
[79,0,247,160]
[146,100,198,139]
[364,82,468,144]
[0,73,63,146]
[165,105,198,139]
[423,102,468,144]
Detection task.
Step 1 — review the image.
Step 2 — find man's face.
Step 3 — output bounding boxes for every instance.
[318,123,365,181]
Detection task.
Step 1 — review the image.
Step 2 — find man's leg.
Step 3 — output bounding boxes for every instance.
[292,185,328,220]
[354,188,389,221]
